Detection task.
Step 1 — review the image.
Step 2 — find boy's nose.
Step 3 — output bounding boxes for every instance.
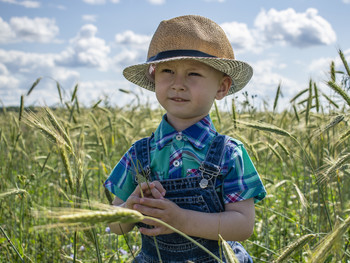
[171,74,186,91]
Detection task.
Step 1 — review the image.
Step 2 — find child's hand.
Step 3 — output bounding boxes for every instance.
[141,181,166,199]
[133,198,184,236]
[124,181,166,210]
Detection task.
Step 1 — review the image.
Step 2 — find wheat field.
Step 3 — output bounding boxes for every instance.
[0,50,349,262]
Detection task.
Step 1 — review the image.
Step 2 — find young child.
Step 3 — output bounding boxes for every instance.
[104,15,266,263]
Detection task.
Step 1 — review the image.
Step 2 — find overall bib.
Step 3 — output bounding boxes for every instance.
[132,134,253,263]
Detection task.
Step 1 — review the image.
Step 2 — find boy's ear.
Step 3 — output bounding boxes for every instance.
[215,75,232,100]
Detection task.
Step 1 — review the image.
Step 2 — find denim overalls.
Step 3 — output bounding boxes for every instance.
[132,134,253,263]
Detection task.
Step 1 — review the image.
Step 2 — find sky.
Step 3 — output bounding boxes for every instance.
[1,0,350,111]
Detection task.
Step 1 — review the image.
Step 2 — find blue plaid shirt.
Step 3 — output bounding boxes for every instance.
[104,115,266,204]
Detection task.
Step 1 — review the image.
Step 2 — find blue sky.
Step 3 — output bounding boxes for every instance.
[1,0,349,111]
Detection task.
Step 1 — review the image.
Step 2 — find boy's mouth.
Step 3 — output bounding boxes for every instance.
[170,97,189,102]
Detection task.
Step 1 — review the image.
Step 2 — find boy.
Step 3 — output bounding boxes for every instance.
[104,15,266,262]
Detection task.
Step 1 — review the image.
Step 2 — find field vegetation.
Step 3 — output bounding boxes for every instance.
[0,50,349,262]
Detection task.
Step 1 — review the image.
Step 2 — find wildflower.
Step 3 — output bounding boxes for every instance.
[119,248,127,255]
[105,226,111,233]
[132,245,139,251]
[79,245,85,251]
[70,254,74,259]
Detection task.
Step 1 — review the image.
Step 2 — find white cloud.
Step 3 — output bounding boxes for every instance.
[55,24,111,70]
[308,57,332,75]
[0,49,80,106]
[0,0,40,8]
[79,80,130,106]
[82,0,105,4]
[0,49,55,73]
[254,8,336,48]
[204,0,225,2]
[112,49,146,68]
[113,31,151,68]
[0,17,16,43]
[82,15,98,22]
[147,0,165,5]
[220,22,260,53]
[82,0,120,4]
[0,63,20,103]
[244,58,301,111]
[0,16,59,43]
[308,48,350,81]
[115,30,151,46]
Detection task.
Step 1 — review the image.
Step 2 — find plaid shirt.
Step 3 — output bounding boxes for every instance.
[104,115,266,204]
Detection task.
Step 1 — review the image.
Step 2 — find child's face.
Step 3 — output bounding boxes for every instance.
[154,60,231,127]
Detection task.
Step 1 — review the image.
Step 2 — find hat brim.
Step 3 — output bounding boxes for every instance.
[123,56,253,96]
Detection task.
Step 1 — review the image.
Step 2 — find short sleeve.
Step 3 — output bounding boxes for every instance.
[103,146,137,202]
[221,138,266,204]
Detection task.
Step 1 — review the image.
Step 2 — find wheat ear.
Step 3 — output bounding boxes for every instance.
[218,235,239,263]
[273,234,316,263]
[0,189,27,199]
[58,207,144,224]
[309,216,350,263]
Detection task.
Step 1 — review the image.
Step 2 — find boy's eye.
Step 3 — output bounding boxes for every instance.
[189,72,201,76]
[162,69,173,74]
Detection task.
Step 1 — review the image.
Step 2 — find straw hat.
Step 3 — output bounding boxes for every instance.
[123,15,253,95]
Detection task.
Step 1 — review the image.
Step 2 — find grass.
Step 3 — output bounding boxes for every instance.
[0,50,349,262]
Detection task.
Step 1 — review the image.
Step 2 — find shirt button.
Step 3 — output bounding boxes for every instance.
[175,134,182,141]
[173,160,180,167]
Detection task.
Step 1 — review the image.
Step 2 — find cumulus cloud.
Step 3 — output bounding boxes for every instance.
[0,16,59,43]
[82,0,119,4]
[254,8,336,48]
[220,22,260,53]
[55,24,111,70]
[113,30,151,68]
[82,14,98,22]
[112,49,146,68]
[0,0,40,8]
[204,0,225,2]
[241,58,301,111]
[308,48,350,80]
[147,0,165,5]
[0,63,20,104]
[115,30,151,46]
[0,49,80,106]
[82,0,105,4]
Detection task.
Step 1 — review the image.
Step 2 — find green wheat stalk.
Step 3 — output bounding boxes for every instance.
[0,226,24,262]
[313,82,320,113]
[305,79,313,125]
[218,234,239,263]
[309,216,350,263]
[327,80,350,107]
[330,61,336,82]
[42,205,223,262]
[273,234,316,263]
[322,92,339,108]
[339,49,350,76]
[273,82,281,113]
[0,189,27,199]
[320,152,350,182]
[231,98,237,129]
[290,88,308,103]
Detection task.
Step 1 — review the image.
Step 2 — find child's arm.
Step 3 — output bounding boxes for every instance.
[108,181,166,235]
[133,197,255,241]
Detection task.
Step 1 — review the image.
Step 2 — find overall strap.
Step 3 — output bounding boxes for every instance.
[133,134,154,181]
[199,134,227,179]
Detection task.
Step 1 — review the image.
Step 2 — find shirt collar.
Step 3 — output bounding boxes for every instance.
[154,114,217,150]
